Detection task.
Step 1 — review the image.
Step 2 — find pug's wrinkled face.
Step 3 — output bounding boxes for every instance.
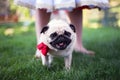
[40,20,76,50]
[49,30,72,50]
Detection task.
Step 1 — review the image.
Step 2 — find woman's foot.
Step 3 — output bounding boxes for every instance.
[75,46,95,55]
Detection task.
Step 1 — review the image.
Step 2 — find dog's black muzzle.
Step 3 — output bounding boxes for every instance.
[50,35,71,50]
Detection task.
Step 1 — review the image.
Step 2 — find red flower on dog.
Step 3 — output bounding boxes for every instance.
[37,42,49,56]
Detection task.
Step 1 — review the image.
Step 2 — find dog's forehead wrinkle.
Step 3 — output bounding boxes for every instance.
[48,19,68,27]
[49,26,67,34]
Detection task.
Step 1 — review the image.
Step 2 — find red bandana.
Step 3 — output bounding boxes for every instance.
[37,42,49,56]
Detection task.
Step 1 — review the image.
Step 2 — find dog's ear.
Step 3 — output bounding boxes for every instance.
[40,26,49,33]
[69,24,76,32]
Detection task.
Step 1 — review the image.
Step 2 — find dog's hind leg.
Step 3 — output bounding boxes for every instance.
[35,49,41,58]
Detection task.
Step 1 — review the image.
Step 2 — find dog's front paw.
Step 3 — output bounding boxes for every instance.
[65,65,70,70]
[42,61,51,68]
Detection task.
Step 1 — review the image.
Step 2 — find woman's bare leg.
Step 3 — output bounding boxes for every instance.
[67,8,94,55]
[35,9,51,58]
[35,9,51,43]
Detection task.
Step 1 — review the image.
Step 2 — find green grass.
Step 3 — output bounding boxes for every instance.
[0,22,120,80]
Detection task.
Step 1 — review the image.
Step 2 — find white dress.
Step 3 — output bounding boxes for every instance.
[14,0,109,12]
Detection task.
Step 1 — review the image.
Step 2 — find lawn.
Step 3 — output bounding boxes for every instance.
[0,22,120,80]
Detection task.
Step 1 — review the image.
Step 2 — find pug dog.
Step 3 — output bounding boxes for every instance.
[35,19,76,70]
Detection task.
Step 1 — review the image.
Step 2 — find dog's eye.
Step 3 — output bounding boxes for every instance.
[50,32,58,39]
[64,31,71,37]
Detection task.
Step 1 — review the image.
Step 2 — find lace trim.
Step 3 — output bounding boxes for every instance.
[76,1,109,9]
[15,0,109,11]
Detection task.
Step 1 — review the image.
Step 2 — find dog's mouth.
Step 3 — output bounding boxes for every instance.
[50,35,71,50]
[56,41,67,49]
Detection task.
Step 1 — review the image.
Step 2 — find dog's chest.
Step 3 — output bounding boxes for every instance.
[48,49,70,57]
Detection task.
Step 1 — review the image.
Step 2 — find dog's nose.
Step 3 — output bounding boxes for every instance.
[57,35,65,41]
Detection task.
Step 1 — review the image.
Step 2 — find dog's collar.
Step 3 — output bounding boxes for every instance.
[37,42,49,56]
